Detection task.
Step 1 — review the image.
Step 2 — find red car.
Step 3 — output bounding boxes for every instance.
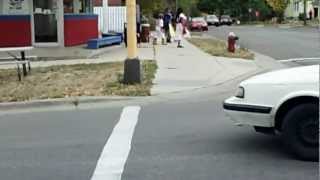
[190,17,208,31]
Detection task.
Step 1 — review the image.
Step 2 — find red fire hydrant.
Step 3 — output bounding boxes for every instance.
[228,32,239,53]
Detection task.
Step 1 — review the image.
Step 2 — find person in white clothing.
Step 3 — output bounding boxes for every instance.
[155,14,166,45]
[175,8,187,48]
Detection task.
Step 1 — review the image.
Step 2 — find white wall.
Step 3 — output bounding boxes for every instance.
[285,0,315,18]
[2,0,30,14]
[94,6,126,33]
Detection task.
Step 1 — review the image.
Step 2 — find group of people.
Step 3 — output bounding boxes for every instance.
[155,8,189,48]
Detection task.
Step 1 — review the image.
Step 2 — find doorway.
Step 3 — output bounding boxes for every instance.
[314,8,318,18]
[32,0,63,46]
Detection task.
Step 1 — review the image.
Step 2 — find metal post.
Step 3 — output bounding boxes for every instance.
[21,51,27,76]
[123,0,141,84]
[16,63,21,81]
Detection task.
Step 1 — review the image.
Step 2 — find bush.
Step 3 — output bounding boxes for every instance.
[298,13,305,21]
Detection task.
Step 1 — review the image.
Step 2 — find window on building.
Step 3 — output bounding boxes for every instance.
[93,0,103,7]
[64,0,93,14]
[0,0,30,15]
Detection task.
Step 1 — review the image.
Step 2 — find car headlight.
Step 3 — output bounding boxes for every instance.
[235,86,245,98]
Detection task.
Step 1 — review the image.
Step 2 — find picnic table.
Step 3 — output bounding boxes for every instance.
[0,46,33,81]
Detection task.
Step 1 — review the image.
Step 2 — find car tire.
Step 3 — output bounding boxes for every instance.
[282,103,319,161]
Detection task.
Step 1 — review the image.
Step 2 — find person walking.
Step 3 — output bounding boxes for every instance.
[164,8,173,43]
[175,8,187,48]
[309,10,313,20]
[155,14,166,45]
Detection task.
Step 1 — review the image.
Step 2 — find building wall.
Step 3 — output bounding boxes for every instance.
[0,15,32,47]
[0,1,32,47]
[109,0,122,6]
[64,14,98,46]
[0,0,99,47]
[93,0,103,6]
[285,0,315,18]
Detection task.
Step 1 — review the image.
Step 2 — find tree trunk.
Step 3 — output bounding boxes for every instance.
[303,0,307,26]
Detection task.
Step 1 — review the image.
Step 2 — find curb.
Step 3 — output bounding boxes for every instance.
[0,96,141,111]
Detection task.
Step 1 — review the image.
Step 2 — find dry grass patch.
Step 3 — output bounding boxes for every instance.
[0,60,157,102]
[190,31,204,37]
[188,38,254,60]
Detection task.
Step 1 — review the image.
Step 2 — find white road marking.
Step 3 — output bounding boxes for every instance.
[279,57,320,62]
[91,106,141,180]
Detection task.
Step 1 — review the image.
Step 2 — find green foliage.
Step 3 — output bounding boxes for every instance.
[298,13,305,20]
[265,0,289,14]
[138,0,200,17]
[189,3,202,17]
[175,0,200,16]
[197,0,272,20]
[197,0,219,14]
[138,0,166,17]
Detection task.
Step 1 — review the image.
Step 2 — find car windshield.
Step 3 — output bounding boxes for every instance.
[192,17,205,22]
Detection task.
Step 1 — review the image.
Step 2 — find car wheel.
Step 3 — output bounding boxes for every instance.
[282,103,319,161]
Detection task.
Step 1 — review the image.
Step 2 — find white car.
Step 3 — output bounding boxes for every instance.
[223,65,319,161]
[206,15,220,26]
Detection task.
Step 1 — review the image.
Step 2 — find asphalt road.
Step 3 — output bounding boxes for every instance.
[0,107,121,180]
[207,25,320,62]
[0,78,318,180]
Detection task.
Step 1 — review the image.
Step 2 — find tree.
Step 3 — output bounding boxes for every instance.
[138,0,200,17]
[138,0,166,17]
[177,0,200,16]
[197,0,218,14]
[303,0,307,25]
[265,0,289,20]
[197,0,272,21]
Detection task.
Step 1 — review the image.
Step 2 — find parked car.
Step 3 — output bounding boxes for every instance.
[232,18,241,25]
[223,65,319,161]
[205,15,220,26]
[190,17,208,31]
[220,15,233,25]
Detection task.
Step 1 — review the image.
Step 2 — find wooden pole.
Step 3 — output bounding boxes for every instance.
[126,0,138,59]
[123,0,141,84]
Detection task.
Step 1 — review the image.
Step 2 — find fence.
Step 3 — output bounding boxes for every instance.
[94,6,127,33]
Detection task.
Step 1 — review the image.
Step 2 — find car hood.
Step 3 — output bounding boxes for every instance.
[241,65,320,85]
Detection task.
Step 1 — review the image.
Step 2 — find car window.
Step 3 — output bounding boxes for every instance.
[207,15,217,19]
[192,17,205,21]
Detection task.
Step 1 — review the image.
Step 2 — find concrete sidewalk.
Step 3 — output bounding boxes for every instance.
[0,44,126,61]
[151,39,285,95]
[0,45,154,69]
[0,37,284,96]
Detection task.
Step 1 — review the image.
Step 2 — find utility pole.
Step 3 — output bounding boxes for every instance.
[303,0,307,26]
[123,0,141,84]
